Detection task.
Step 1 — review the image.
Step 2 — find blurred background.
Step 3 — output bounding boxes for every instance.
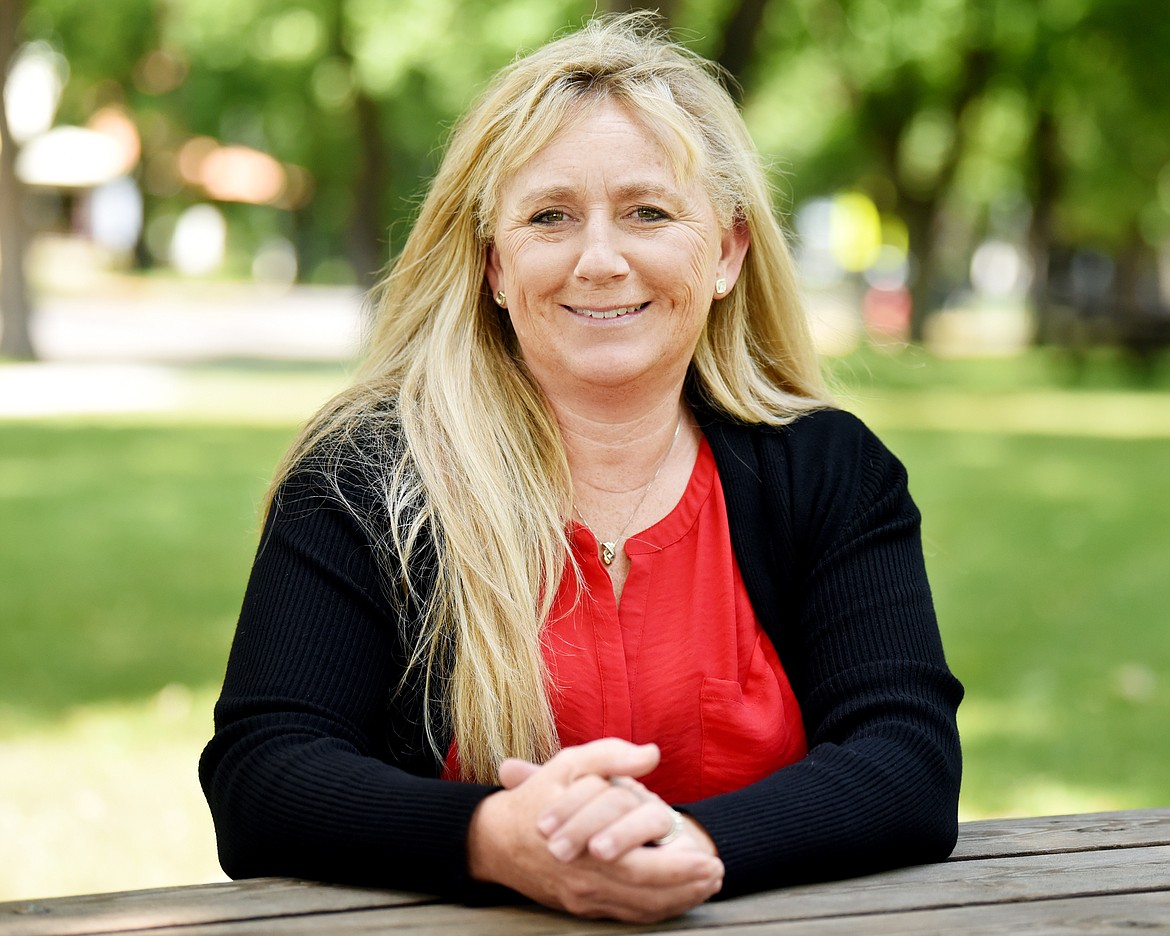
[1,0,1168,901]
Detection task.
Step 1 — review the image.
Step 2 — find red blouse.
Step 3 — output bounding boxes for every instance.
[447,438,807,802]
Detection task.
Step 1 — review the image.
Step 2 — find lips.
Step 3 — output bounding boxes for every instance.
[566,301,649,320]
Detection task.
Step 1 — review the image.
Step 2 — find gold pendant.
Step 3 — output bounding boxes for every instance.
[600,542,616,566]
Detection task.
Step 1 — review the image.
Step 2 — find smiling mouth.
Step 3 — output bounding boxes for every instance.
[567,302,649,320]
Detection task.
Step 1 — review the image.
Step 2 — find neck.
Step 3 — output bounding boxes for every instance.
[547,383,688,496]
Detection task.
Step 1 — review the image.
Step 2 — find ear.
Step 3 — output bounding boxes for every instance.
[485,243,503,296]
[716,217,751,295]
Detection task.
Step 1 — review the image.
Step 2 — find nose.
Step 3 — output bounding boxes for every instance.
[573,215,630,283]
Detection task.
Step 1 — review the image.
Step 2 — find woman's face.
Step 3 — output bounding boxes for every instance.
[486,100,748,399]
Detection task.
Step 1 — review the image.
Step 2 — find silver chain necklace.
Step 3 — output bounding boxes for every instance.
[574,416,682,566]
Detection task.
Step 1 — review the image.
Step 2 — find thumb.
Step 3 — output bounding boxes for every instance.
[555,738,662,782]
[498,757,540,789]
[615,741,661,780]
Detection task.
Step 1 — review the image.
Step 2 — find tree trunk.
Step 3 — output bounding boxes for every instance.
[0,0,36,360]
[902,195,940,343]
[711,0,770,95]
[1027,106,1059,345]
[322,2,386,288]
[350,88,387,287]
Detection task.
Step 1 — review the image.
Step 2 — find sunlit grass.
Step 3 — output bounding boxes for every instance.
[890,429,1170,817]
[1,381,302,900]
[833,347,1170,818]
[826,341,1170,395]
[1,350,1168,899]
[0,687,224,901]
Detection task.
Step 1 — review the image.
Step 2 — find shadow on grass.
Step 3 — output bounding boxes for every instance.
[826,343,1170,395]
[0,421,296,724]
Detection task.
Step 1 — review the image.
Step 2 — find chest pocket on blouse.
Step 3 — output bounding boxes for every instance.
[698,630,807,799]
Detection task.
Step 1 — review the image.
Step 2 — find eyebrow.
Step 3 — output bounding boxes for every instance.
[513,181,684,212]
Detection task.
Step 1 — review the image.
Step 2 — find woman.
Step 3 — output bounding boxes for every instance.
[200,14,963,923]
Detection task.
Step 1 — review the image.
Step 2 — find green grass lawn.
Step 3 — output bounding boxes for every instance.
[0,423,295,721]
[0,417,297,899]
[1,351,1167,899]
[838,346,1170,815]
[895,428,1169,816]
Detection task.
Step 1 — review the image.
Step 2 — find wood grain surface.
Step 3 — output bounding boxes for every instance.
[2,809,1167,936]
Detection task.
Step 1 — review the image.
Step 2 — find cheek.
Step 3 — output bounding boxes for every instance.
[505,306,536,342]
[671,230,720,296]
[505,294,555,354]
[673,253,715,316]
[510,247,568,303]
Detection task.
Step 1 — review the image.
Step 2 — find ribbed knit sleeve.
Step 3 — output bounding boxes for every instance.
[692,408,963,897]
[198,468,497,894]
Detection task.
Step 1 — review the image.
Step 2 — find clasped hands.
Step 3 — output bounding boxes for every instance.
[467,738,723,922]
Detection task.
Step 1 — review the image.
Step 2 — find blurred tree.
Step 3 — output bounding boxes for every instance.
[740,0,1003,337]
[7,0,1168,349]
[1034,0,1170,353]
[740,0,1170,341]
[708,0,769,93]
[144,0,605,281]
[1,0,36,360]
[19,0,762,290]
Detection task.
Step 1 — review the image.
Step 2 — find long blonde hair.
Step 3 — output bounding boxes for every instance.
[270,13,827,782]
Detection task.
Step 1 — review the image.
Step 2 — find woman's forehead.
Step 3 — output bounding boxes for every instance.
[500,99,700,201]
[554,97,691,160]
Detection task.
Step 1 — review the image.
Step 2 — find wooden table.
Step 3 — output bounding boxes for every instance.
[3,809,1168,934]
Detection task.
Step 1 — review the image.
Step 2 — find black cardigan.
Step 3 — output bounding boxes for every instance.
[199,407,963,900]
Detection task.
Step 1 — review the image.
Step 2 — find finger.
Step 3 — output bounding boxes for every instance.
[579,873,724,924]
[535,772,613,839]
[616,842,725,890]
[556,849,724,922]
[545,781,647,861]
[607,774,651,799]
[587,801,681,862]
[498,758,539,789]
[546,738,661,783]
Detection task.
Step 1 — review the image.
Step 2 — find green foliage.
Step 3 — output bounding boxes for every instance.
[22,0,157,117]
[20,0,608,276]
[19,0,1170,294]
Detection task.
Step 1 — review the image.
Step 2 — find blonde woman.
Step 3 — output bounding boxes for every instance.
[201,14,962,923]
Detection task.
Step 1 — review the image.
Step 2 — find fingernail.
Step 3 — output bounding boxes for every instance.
[592,835,616,860]
[537,814,557,836]
[549,836,574,861]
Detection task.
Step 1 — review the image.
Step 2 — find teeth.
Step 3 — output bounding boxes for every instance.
[570,304,643,319]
